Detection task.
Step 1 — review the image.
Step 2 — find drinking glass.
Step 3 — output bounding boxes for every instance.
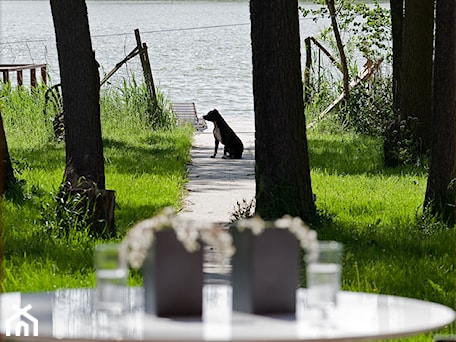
[305,241,343,318]
[94,243,129,314]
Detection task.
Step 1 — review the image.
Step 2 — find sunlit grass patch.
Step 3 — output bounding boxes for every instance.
[306,132,454,312]
[1,84,193,293]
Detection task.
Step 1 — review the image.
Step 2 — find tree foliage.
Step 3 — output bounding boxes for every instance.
[301,0,394,140]
[300,0,391,63]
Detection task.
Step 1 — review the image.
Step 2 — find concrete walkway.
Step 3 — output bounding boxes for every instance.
[178,130,256,283]
[179,130,256,227]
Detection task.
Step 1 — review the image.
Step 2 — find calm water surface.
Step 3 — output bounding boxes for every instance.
[1,1,327,130]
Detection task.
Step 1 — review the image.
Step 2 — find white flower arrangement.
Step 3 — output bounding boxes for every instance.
[236,214,318,250]
[122,207,235,269]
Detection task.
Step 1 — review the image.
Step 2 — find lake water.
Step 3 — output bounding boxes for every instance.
[1,1,331,131]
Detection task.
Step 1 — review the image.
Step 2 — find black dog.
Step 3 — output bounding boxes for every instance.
[203,109,244,159]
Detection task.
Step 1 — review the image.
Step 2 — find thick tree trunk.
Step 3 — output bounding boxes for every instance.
[383,0,404,167]
[0,111,15,195]
[0,110,15,287]
[399,0,434,153]
[384,0,434,167]
[50,0,114,234]
[251,0,315,220]
[50,0,105,188]
[390,0,404,116]
[424,1,456,225]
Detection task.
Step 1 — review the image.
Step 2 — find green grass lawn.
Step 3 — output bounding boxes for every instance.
[1,84,193,291]
[308,133,453,304]
[1,85,454,341]
[307,132,455,341]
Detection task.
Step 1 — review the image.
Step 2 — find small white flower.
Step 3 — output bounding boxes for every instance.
[237,215,265,235]
[235,214,317,249]
[122,207,234,269]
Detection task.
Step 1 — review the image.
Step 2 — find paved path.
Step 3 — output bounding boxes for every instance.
[179,131,256,227]
[178,130,255,283]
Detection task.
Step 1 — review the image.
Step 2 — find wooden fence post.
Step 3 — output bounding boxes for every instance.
[17,70,23,86]
[304,37,312,105]
[134,29,158,121]
[31,68,37,88]
[41,66,47,85]
[2,71,9,84]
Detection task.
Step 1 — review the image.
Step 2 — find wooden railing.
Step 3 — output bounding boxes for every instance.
[0,64,47,87]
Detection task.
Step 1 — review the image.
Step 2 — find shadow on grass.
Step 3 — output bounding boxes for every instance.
[308,136,427,177]
[4,131,191,281]
[305,212,455,307]
[4,203,173,282]
[10,132,188,182]
[103,137,184,176]
[114,203,167,235]
[11,142,65,174]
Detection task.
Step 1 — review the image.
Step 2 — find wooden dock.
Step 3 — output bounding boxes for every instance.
[0,64,47,87]
[171,102,207,132]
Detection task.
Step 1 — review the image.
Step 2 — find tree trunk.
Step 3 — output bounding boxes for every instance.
[0,110,15,287]
[399,0,434,154]
[383,0,404,167]
[251,0,315,221]
[50,0,115,234]
[390,0,404,116]
[384,0,434,167]
[0,111,16,195]
[424,1,456,225]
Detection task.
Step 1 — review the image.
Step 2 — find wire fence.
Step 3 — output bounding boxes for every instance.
[1,15,329,89]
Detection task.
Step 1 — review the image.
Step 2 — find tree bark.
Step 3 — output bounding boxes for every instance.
[0,110,15,287]
[390,0,404,117]
[399,0,434,154]
[383,0,404,167]
[50,0,105,188]
[251,0,315,220]
[50,0,114,234]
[424,1,456,225]
[0,111,15,195]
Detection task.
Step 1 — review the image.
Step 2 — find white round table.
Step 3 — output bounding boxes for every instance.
[0,286,454,341]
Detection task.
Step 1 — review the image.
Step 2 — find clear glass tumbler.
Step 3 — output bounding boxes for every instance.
[305,241,343,317]
[94,243,129,314]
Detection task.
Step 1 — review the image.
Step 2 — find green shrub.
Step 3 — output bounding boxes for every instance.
[338,76,395,136]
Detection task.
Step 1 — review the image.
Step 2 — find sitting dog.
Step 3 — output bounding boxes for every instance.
[203,109,244,159]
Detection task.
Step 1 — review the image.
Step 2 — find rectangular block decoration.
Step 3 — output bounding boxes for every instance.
[231,228,299,315]
[143,230,203,317]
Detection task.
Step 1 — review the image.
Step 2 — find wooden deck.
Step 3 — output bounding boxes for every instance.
[0,64,47,87]
[171,102,207,132]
